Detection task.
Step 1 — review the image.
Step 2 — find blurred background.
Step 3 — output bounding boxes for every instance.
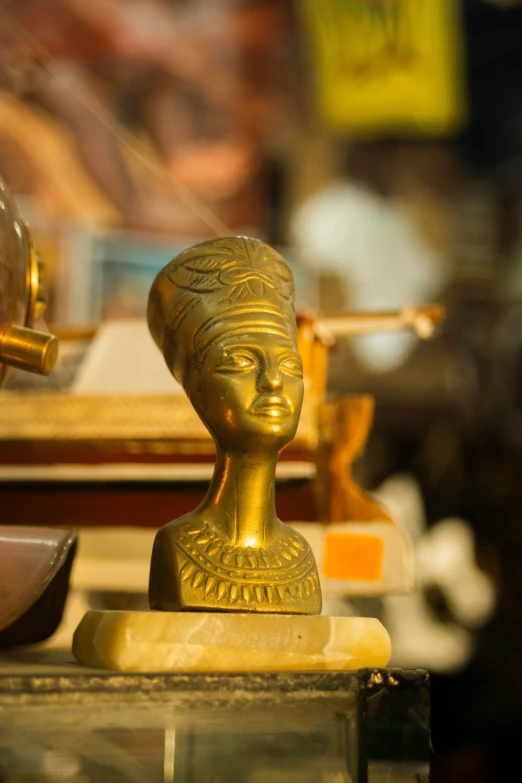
[1,1,522,781]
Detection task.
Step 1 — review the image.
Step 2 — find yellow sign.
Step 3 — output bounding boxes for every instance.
[299,0,466,134]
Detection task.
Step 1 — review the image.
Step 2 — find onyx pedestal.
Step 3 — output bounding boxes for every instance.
[0,656,429,782]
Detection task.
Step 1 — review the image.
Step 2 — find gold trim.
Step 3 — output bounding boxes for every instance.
[0,391,318,450]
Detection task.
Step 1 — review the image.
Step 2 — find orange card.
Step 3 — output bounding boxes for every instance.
[323,532,384,582]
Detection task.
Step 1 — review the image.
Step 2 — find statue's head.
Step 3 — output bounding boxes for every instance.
[148,237,303,452]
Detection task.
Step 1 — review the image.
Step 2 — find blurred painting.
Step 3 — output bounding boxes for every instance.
[0,0,294,238]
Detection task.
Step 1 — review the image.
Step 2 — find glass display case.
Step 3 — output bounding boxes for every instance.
[0,661,429,783]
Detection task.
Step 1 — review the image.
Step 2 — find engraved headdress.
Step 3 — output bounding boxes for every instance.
[148,236,297,387]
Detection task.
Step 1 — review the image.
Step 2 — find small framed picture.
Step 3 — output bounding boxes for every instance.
[55,227,193,325]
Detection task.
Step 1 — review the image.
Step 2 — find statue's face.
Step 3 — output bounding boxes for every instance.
[192,327,303,452]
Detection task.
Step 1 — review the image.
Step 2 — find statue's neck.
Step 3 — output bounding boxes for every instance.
[201,448,278,547]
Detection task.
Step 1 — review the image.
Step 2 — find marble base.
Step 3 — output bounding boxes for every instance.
[72,610,391,673]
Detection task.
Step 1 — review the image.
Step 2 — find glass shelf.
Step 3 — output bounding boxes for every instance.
[0,658,429,783]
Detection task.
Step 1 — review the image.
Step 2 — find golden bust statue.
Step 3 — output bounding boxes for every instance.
[147,236,321,614]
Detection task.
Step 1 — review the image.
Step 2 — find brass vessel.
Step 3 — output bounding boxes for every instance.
[0,177,58,381]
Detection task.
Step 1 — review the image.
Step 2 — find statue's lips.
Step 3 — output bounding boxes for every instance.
[250,396,291,418]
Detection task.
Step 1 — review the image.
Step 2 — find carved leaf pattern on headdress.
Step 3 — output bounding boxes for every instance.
[167,238,294,304]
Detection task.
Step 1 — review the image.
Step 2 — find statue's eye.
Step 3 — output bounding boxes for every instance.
[216,352,257,373]
[279,354,303,377]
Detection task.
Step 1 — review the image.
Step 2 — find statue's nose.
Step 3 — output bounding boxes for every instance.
[257,358,282,392]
